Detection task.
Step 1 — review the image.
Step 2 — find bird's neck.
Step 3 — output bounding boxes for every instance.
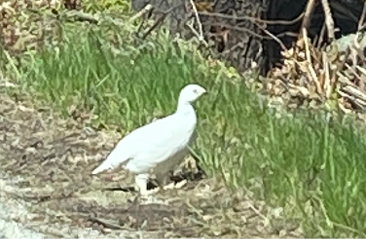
[176,101,195,117]
[175,101,197,140]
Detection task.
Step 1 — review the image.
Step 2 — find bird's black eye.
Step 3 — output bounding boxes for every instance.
[193,89,198,94]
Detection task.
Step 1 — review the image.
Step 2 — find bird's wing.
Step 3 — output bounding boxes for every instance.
[124,113,196,173]
[92,113,188,175]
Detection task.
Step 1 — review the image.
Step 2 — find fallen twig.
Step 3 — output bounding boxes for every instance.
[302,28,322,94]
[87,216,125,230]
[322,51,332,98]
[338,90,366,109]
[342,85,366,102]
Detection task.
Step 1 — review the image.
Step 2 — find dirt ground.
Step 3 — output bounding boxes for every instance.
[0,87,303,238]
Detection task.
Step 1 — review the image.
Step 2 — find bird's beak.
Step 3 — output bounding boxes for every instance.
[201,88,207,95]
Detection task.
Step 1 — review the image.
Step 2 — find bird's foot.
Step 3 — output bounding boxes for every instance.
[175,179,188,189]
[140,187,160,196]
[163,179,187,190]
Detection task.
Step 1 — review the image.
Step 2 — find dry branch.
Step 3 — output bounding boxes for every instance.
[129,4,154,23]
[189,0,204,42]
[197,11,305,26]
[300,0,316,35]
[321,0,335,41]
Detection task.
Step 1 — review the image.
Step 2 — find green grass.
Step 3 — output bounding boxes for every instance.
[3,23,366,237]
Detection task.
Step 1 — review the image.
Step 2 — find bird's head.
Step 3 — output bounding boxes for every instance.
[178,84,207,105]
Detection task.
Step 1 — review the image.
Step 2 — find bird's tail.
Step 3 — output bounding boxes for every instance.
[91,160,114,175]
[91,147,130,175]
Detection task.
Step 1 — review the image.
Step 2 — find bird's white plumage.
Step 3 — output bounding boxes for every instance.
[92,84,206,196]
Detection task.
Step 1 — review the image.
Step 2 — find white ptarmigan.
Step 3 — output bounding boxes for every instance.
[91,84,206,196]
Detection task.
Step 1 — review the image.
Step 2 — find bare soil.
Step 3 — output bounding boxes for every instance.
[0,89,303,238]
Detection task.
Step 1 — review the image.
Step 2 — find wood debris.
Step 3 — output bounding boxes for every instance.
[266,31,366,115]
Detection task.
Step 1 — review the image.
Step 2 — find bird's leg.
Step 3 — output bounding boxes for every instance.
[135,174,166,205]
[174,179,188,189]
[135,173,159,197]
[135,173,149,197]
[163,179,188,190]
